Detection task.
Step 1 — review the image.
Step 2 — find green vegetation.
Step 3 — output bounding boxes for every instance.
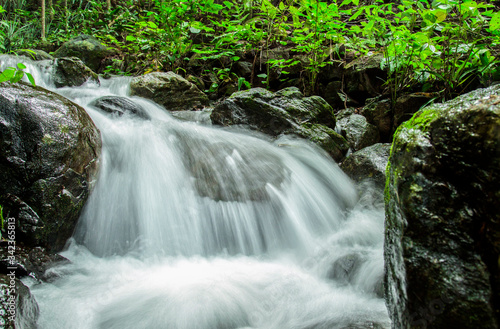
[0,0,499,99]
[0,62,36,86]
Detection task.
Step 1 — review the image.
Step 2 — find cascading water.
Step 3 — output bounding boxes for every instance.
[1,55,390,329]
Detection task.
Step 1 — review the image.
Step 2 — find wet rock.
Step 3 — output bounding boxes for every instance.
[385,85,500,329]
[340,143,390,187]
[337,114,380,151]
[177,135,287,202]
[130,72,209,111]
[361,98,392,142]
[393,92,438,130]
[91,96,150,119]
[211,87,348,160]
[328,253,363,284]
[53,57,100,88]
[0,274,39,329]
[0,82,101,251]
[15,49,53,61]
[54,34,115,72]
[344,54,386,103]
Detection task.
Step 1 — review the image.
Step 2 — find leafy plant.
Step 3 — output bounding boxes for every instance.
[0,63,36,86]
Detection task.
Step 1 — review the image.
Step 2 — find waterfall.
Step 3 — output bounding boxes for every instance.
[1,55,390,329]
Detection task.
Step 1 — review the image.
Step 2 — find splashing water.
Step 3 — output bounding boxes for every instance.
[0,55,390,329]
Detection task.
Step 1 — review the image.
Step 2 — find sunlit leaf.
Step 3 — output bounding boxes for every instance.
[490,12,500,31]
[26,72,36,87]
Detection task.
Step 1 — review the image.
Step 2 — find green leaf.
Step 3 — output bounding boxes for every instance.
[126,35,136,42]
[17,63,27,70]
[11,70,24,83]
[279,2,285,10]
[1,68,16,79]
[190,27,201,33]
[223,1,232,9]
[26,72,36,87]
[490,12,500,31]
[0,74,10,83]
[257,73,267,79]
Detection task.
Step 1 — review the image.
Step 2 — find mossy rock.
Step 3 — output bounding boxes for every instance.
[384,85,500,329]
[53,57,100,88]
[53,34,115,72]
[211,87,347,160]
[130,72,209,111]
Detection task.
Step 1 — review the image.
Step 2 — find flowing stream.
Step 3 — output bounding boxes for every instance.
[1,56,390,329]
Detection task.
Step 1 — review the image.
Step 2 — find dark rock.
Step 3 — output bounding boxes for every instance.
[0,82,101,251]
[0,243,68,281]
[53,57,100,88]
[385,85,500,329]
[233,61,253,78]
[340,143,390,186]
[15,49,53,61]
[344,54,386,103]
[130,72,209,111]
[54,34,115,72]
[322,80,351,108]
[337,114,380,151]
[211,87,348,160]
[394,92,438,129]
[91,96,150,120]
[0,274,39,329]
[361,98,392,142]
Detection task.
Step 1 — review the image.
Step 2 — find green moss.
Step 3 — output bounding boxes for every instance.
[400,107,440,132]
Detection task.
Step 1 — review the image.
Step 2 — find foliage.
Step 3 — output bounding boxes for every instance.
[0,62,36,86]
[1,0,499,99]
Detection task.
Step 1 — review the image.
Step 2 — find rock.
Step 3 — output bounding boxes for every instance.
[0,82,101,251]
[54,34,114,72]
[337,114,380,151]
[328,253,363,284]
[233,61,253,78]
[361,98,392,142]
[321,80,352,108]
[385,85,500,329]
[0,274,39,329]
[393,92,438,130]
[344,54,386,103]
[171,109,212,125]
[15,49,53,61]
[211,87,348,160]
[130,72,209,111]
[176,134,287,202]
[91,96,150,119]
[53,57,100,88]
[340,143,390,186]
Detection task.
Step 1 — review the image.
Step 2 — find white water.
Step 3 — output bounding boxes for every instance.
[1,56,389,329]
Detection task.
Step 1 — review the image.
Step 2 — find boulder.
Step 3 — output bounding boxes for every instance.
[53,34,114,72]
[0,82,101,251]
[361,98,392,142]
[15,49,53,61]
[337,114,380,151]
[211,87,348,160]
[0,274,39,329]
[344,54,386,103]
[91,96,150,120]
[52,57,100,88]
[385,85,500,329]
[130,72,209,111]
[340,143,390,187]
[393,92,438,130]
